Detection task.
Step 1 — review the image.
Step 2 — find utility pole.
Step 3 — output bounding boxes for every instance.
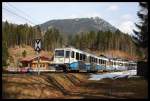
[37,51,40,75]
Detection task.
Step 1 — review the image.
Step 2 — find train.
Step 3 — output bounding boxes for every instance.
[53,47,137,72]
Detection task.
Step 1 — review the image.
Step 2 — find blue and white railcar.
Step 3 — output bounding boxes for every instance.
[53,47,137,72]
[127,61,137,70]
[116,60,127,70]
[98,56,109,71]
[105,59,115,71]
[53,47,91,71]
[53,47,109,72]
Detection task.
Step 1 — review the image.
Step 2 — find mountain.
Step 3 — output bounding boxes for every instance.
[37,17,119,35]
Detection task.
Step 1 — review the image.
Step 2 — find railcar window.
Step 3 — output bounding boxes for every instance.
[92,57,94,62]
[85,55,87,60]
[80,54,83,60]
[101,60,103,64]
[101,59,103,64]
[71,51,74,58]
[104,60,106,64]
[76,52,79,60]
[66,51,70,58]
[90,57,92,62]
[55,50,64,57]
[112,62,113,65]
[114,62,116,65]
[90,56,92,63]
[96,58,97,63]
[83,54,86,61]
[91,57,93,62]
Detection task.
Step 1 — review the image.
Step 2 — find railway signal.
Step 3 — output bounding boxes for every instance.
[34,39,41,75]
[34,39,41,52]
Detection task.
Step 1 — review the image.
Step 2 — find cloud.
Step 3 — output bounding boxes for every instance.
[68,12,102,19]
[107,5,119,11]
[116,14,138,35]
[121,14,133,20]
[118,21,136,35]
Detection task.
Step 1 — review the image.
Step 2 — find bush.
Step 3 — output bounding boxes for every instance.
[22,50,27,57]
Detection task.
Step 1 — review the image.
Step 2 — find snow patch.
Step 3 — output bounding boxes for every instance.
[89,70,137,80]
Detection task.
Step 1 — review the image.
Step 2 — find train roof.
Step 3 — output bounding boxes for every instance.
[55,47,109,60]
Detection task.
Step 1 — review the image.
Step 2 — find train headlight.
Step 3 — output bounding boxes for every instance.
[59,58,63,62]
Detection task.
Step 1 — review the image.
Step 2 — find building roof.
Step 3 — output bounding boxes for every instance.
[20,55,52,63]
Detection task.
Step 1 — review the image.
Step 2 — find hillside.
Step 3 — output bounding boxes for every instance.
[94,50,140,60]
[37,17,118,35]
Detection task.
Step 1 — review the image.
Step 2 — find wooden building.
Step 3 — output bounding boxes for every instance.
[19,55,53,71]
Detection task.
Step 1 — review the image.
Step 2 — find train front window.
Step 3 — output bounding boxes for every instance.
[66,51,70,58]
[55,50,64,57]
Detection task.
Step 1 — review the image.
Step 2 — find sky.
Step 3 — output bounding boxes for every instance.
[2,2,140,35]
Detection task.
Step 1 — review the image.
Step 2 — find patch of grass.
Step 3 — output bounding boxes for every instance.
[2,73,148,99]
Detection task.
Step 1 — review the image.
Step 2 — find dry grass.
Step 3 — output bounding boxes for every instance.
[2,73,148,99]
[8,45,52,67]
[94,50,140,60]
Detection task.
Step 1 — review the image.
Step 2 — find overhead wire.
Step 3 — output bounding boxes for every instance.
[7,2,41,25]
[3,7,36,26]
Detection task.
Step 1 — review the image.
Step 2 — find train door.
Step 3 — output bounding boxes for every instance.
[70,51,75,63]
[64,50,70,64]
